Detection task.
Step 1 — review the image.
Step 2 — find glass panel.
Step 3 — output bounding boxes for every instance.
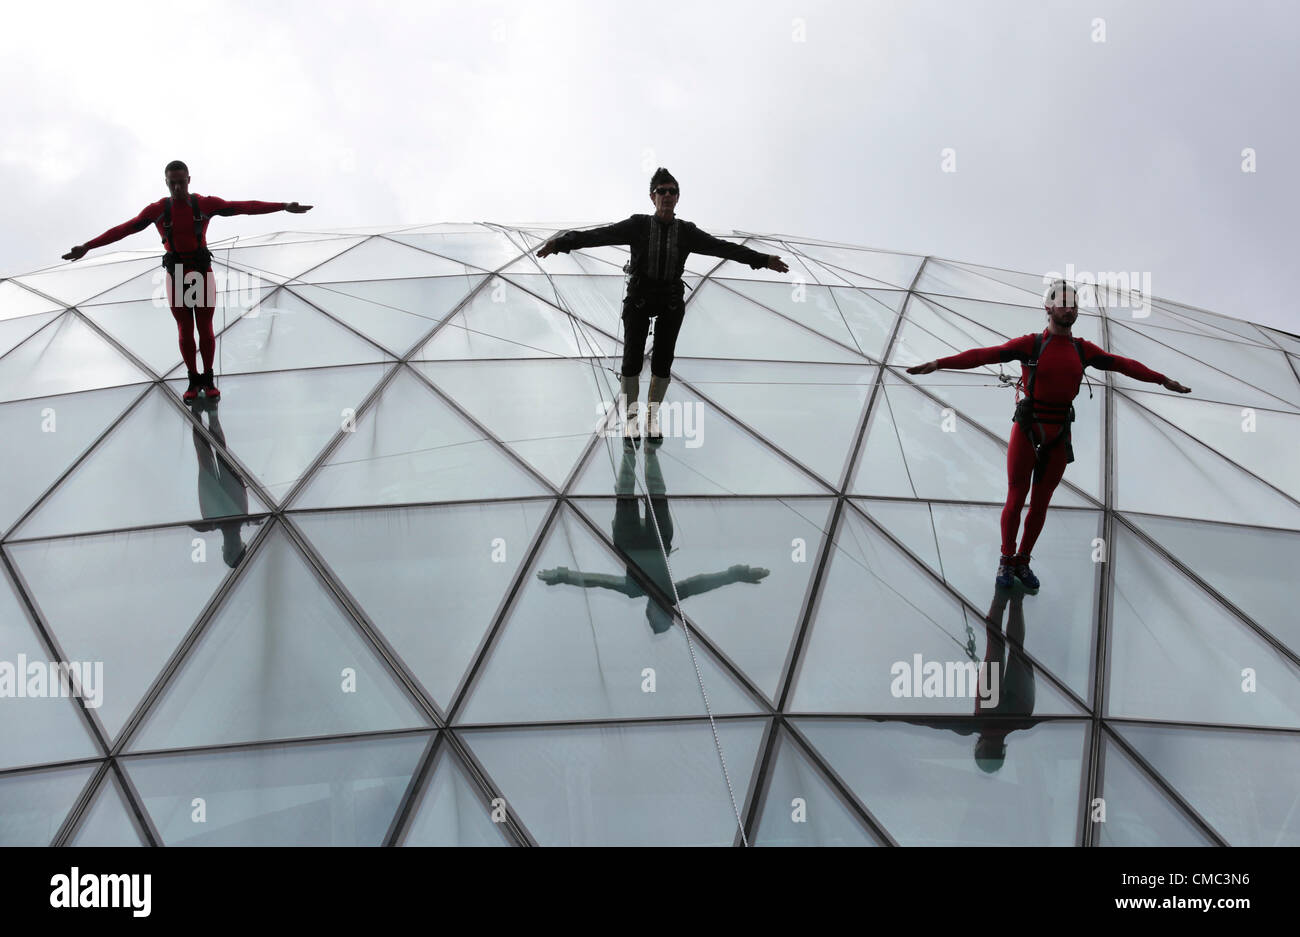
[127,526,430,750]
[209,288,391,375]
[387,232,524,271]
[1145,297,1271,344]
[458,506,763,724]
[68,772,146,846]
[1116,723,1300,846]
[796,718,1088,845]
[509,247,626,277]
[1113,394,1300,527]
[1139,330,1300,407]
[294,501,552,710]
[1108,525,1300,728]
[293,367,548,509]
[461,719,766,845]
[710,239,822,285]
[302,237,477,282]
[1096,734,1214,846]
[0,311,60,359]
[676,281,863,363]
[0,312,147,404]
[14,388,271,540]
[163,364,389,504]
[0,280,63,320]
[1108,321,1298,410]
[1128,390,1300,502]
[416,276,614,360]
[122,733,429,845]
[790,507,1083,716]
[1261,327,1300,357]
[8,523,250,743]
[401,748,510,846]
[222,236,366,282]
[0,384,140,533]
[572,497,834,703]
[715,280,873,356]
[1125,513,1300,657]
[415,359,605,488]
[754,729,880,846]
[77,298,189,375]
[856,500,1100,702]
[548,274,628,335]
[670,359,875,487]
[889,295,1014,366]
[288,276,483,354]
[849,381,1091,507]
[570,379,829,496]
[783,242,923,290]
[919,293,1105,346]
[15,257,161,305]
[0,762,98,846]
[913,260,1045,306]
[0,575,101,771]
[899,368,1104,503]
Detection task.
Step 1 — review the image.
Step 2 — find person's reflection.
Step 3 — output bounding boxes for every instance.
[957,584,1037,773]
[187,396,258,567]
[536,446,770,634]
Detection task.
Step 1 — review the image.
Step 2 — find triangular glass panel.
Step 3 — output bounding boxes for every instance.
[414,358,606,488]
[789,507,1083,715]
[919,293,1105,346]
[400,747,511,846]
[546,274,629,335]
[855,499,1100,703]
[1108,524,1300,728]
[1125,513,1300,658]
[0,312,148,404]
[781,242,922,289]
[0,762,98,846]
[416,276,614,360]
[913,260,1045,306]
[457,506,764,724]
[1113,393,1300,527]
[200,288,391,375]
[292,367,548,509]
[1144,297,1270,344]
[570,377,829,496]
[221,236,366,282]
[1096,733,1214,846]
[1137,330,1300,408]
[301,237,478,282]
[460,718,767,845]
[68,771,147,846]
[122,733,429,845]
[849,380,1091,506]
[0,279,64,320]
[14,387,271,540]
[889,295,1016,367]
[294,500,552,711]
[571,497,834,704]
[0,383,140,533]
[754,729,881,846]
[0,575,100,771]
[674,281,864,363]
[163,364,389,504]
[127,526,430,750]
[1115,723,1300,846]
[15,257,161,306]
[795,717,1088,845]
[8,523,252,743]
[386,232,524,271]
[1261,326,1300,357]
[0,310,60,359]
[287,275,483,354]
[718,280,897,358]
[671,359,875,487]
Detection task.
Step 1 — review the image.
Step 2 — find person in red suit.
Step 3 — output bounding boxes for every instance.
[907,280,1191,591]
[63,160,312,401]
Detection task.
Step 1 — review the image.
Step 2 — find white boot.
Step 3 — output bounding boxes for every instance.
[646,375,670,444]
[620,374,641,447]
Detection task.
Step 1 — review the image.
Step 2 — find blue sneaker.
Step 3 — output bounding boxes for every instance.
[995,554,1016,589]
[1012,554,1040,593]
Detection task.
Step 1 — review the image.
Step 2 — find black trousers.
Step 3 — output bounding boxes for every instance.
[621,287,685,378]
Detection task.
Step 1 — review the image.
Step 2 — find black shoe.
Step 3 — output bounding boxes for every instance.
[200,370,221,400]
[1012,554,1040,593]
[183,370,202,403]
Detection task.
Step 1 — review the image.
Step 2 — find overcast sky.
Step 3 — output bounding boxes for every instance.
[2,0,1295,333]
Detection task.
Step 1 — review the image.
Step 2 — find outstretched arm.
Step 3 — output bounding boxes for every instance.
[1080,340,1188,392]
[537,216,641,257]
[536,566,637,596]
[201,196,311,216]
[675,564,770,600]
[684,224,787,272]
[64,201,164,260]
[907,334,1034,374]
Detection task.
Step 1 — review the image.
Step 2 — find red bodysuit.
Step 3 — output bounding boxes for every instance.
[83,196,285,374]
[935,330,1167,559]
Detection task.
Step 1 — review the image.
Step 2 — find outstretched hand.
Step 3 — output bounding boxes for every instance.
[907,361,939,375]
[537,566,568,585]
[767,255,789,274]
[536,239,559,259]
[730,564,770,583]
[1163,378,1191,393]
[62,245,88,262]
[284,202,313,213]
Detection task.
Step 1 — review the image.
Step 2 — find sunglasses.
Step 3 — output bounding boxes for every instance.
[654,186,679,196]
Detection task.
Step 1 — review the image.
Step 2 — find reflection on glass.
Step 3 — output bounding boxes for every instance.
[187,396,264,567]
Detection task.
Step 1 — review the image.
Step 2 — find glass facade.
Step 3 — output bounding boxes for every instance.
[0,223,1295,845]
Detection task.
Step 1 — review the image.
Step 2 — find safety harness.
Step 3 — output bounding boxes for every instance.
[159,194,214,270]
[1014,331,1092,483]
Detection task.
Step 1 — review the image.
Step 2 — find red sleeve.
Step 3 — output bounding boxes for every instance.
[1079,339,1168,385]
[200,195,286,217]
[83,200,164,250]
[935,334,1035,370]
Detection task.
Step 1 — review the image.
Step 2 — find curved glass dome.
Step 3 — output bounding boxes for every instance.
[2,223,1298,846]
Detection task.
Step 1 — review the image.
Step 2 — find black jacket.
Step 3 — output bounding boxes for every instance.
[551,214,771,288]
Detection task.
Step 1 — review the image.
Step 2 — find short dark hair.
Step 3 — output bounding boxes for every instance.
[164,160,189,175]
[649,167,678,194]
